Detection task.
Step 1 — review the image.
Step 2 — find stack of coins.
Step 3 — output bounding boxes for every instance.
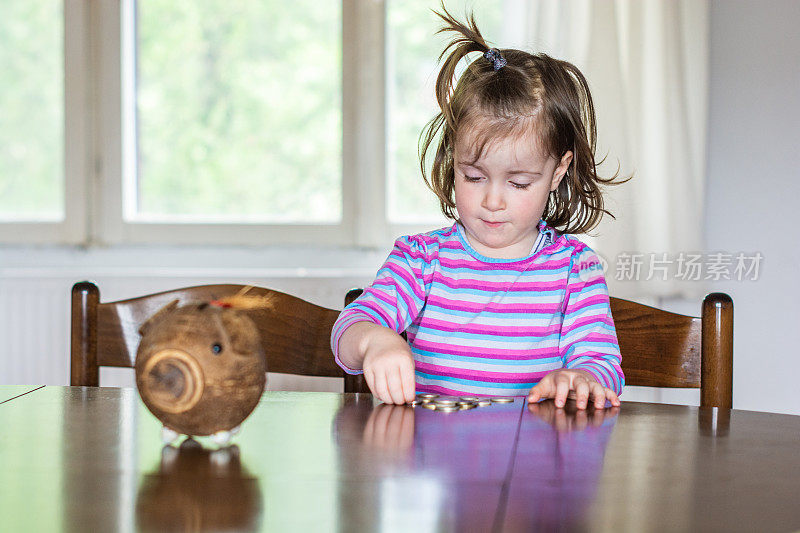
[406,394,516,412]
[491,397,515,403]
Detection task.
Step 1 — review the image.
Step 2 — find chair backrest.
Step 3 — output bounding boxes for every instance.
[610,293,733,408]
[71,281,370,393]
[344,289,733,408]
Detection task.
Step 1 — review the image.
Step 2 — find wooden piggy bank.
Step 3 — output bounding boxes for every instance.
[135,299,267,445]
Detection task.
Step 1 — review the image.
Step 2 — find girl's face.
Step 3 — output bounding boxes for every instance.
[453,129,572,259]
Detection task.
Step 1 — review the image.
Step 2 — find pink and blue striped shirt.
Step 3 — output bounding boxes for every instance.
[331,220,624,397]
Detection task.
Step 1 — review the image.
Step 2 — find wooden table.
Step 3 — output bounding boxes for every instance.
[0,386,799,532]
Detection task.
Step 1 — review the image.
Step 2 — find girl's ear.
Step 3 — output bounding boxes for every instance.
[550,151,573,191]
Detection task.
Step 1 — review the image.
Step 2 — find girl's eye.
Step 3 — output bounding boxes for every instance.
[510,182,531,190]
[464,175,483,182]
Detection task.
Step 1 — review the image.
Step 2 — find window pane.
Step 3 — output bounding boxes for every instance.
[132,0,341,223]
[386,0,502,224]
[0,1,64,221]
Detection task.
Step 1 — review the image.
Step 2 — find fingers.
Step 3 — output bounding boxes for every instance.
[528,370,622,411]
[364,368,414,405]
[554,375,571,408]
[591,381,607,409]
[370,369,392,404]
[363,350,416,404]
[605,387,621,407]
[400,360,416,403]
[527,375,554,403]
[527,385,541,403]
[364,368,377,399]
[385,360,416,404]
[574,378,591,409]
[385,368,406,405]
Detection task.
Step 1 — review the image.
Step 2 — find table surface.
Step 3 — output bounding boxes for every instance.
[1,386,799,532]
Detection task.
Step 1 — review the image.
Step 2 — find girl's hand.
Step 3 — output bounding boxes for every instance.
[527,369,620,409]
[361,328,416,405]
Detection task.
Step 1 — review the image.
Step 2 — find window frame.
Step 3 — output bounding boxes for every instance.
[0,0,88,244]
[1,0,441,248]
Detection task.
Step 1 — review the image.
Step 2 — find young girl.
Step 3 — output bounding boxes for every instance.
[332,7,624,410]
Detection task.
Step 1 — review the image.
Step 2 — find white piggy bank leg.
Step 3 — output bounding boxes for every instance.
[161,443,179,467]
[161,426,180,445]
[211,429,233,447]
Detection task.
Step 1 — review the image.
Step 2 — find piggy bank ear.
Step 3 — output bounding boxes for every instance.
[138,299,180,337]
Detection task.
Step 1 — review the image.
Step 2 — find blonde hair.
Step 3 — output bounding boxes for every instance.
[419,5,626,234]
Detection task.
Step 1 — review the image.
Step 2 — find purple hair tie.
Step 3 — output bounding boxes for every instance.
[484,48,507,71]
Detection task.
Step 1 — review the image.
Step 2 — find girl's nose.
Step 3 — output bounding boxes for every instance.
[481,183,506,211]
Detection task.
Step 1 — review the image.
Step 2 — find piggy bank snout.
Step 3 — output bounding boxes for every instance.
[141,349,205,414]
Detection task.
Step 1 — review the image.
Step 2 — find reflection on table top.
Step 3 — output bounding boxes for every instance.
[0,386,799,532]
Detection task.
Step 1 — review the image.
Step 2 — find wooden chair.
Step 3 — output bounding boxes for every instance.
[71,281,370,393]
[344,289,733,408]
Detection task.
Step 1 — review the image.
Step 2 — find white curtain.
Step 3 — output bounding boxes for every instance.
[502,0,710,299]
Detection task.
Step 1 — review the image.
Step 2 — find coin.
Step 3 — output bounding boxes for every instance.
[407,399,423,406]
[491,397,515,403]
[456,400,476,407]
[436,406,459,412]
[458,403,477,410]
[476,399,492,407]
[460,396,480,402]
[417,393,439,399]
[433,398,457,407]
[421,403,437,410]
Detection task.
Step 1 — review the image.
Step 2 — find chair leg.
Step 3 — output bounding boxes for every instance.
[701,292,733,408]
[71,281,100,386]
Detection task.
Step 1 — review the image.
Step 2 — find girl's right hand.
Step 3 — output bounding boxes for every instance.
[361,328,416,405]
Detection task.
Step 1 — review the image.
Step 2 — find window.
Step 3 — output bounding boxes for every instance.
[0,0,509,247]
[130,1,341,224]
[0,1,63,222]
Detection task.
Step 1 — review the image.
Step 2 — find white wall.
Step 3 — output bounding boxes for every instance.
[705,0,800,414]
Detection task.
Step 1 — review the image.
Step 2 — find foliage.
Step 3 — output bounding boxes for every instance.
[136,0,341,221]
[0,0,63,219]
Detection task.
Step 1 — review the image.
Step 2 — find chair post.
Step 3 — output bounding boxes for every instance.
[344,288,363,308]
[344,373,371,394]
[701,292,733,408]
[71,281,100,386]
[342,289,372,394]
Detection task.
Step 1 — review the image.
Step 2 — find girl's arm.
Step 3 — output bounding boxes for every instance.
[337,321,416,404]
[557,246,625,393]
[529,245,624,409]
[331,234,432,403]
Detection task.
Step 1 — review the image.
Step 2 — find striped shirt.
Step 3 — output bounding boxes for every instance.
[331,220,624,397]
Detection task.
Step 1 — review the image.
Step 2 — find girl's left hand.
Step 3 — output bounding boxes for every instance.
[527,369,620,409]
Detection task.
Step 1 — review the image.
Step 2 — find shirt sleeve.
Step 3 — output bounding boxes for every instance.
[331,235,431,374]
[559,245,625,395]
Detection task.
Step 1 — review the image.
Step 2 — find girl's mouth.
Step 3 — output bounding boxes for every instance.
[481,220,505,228]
